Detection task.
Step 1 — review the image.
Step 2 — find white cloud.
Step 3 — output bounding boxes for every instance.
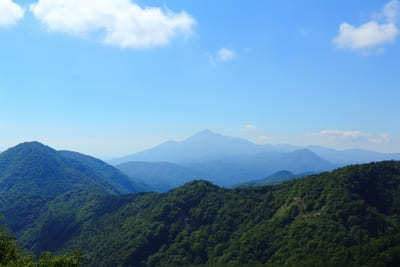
[244,124,257,131]
[334,21,398,49]
[216,48,236,62]
[30,0,196,48]
[311,130,390,144]
[0,0,24,27]
[333,0,399,50]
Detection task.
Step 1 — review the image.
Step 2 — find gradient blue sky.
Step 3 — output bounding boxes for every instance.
[1,0,399,157]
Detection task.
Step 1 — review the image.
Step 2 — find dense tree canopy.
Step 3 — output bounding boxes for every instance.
[12,161,400,266]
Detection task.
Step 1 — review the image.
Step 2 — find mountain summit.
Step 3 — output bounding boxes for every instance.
[183,129,220,142]
[111,130,268,164]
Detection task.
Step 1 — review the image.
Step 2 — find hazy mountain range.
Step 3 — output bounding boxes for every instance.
[112,130,400,165]
[110,130,299,164]
[110,130,400,188]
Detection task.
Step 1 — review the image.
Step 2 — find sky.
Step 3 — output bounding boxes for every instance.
[0,0,400,157]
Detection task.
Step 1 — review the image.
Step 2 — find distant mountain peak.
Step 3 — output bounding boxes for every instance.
[110,130,281,165]
[184,130,222,142]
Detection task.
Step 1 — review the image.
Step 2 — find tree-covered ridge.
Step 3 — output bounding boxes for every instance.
[0,142,141,196]
[0,142,142,236]
[18,161,400,266]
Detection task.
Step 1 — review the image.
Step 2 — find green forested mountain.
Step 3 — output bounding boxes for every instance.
[13,160,400,267]
[112,131,337,187]
[0,142,142,235]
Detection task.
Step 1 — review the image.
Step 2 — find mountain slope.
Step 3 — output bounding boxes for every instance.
[17,161,400,267]
[0,142,142,234]
[59,151,150,193]
[117,161,209,192]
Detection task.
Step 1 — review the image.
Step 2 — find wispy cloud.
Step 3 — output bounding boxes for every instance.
[209,48,236,65]
[333,0,399,51]
[0,0,24,28]
[216,48,236,62]
[381,0,400,23]
[30,0,196,49]
[311,130,390,144]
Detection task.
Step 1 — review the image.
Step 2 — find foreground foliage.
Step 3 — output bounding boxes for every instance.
[14,161,400,266]
[0,222,81,266]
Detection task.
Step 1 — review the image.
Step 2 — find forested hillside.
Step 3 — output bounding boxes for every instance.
[13,161,400,266]
[0,142,142,237]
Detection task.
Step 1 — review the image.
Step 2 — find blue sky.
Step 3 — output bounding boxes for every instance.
[0,0,399,157]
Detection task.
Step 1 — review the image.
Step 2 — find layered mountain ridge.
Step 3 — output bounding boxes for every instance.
[111,130,400,166]
[110,130,400,189]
